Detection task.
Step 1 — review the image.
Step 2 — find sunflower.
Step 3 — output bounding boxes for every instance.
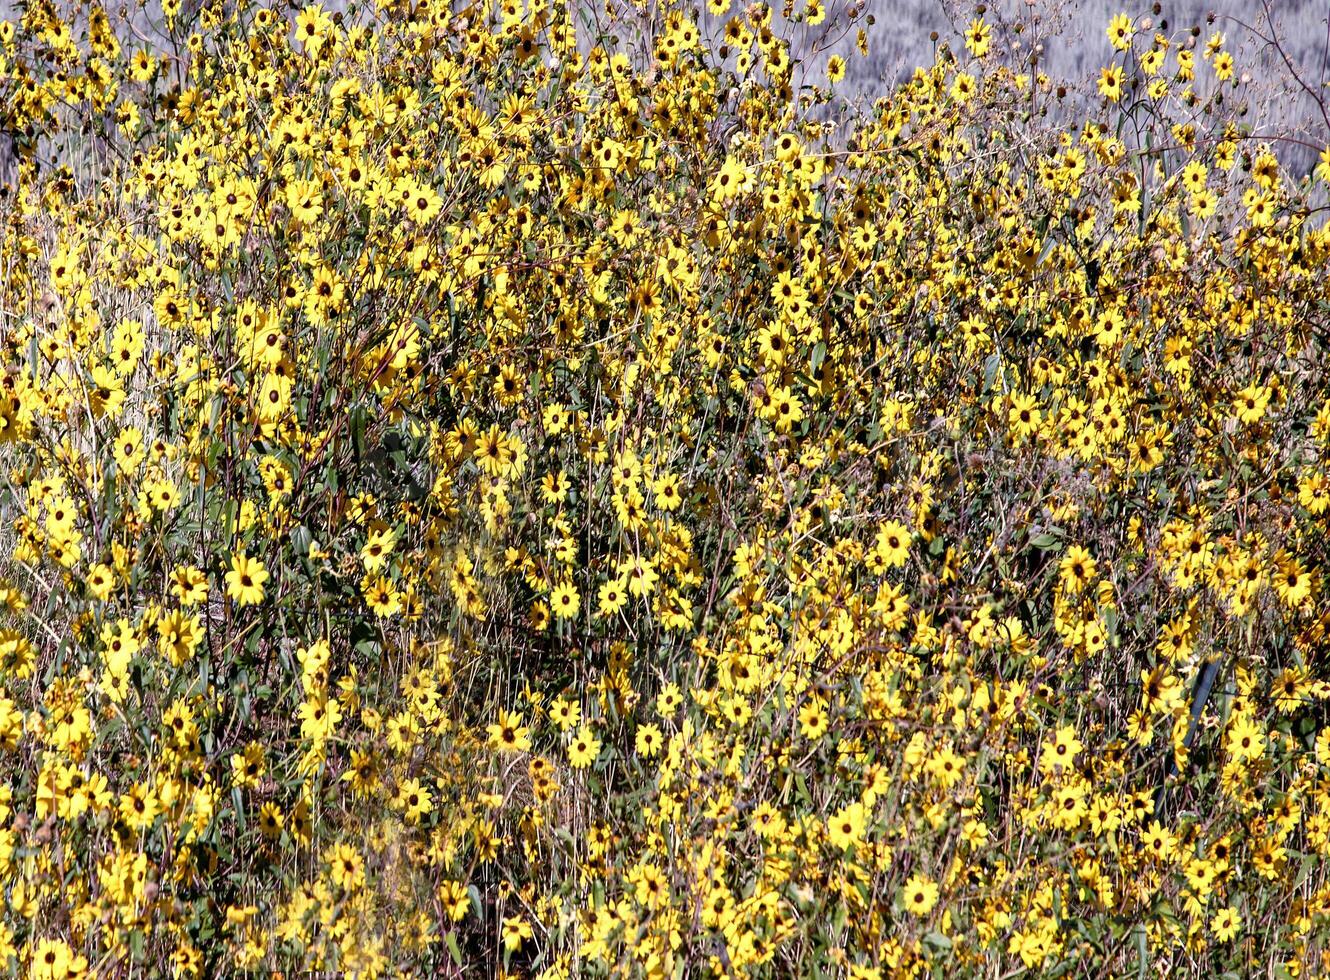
[487,709,532,753]
[1211,905,1241,942]
[224,552,269,606]
[550,579,580,620]
[902,873,939,916]
[568,725,601,769]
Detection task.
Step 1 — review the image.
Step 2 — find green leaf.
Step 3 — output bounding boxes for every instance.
[231,786,246,833]
[1295,851,1318,889]
[794,771,810,805]
[350,404,367,461]
[922,931,953,952]
[1037,234,1058,267]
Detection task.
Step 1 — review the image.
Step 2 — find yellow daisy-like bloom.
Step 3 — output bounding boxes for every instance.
[799,698,830,739]
[873,521,911,569]
[1008,392,1042,440]
[128,48,156,82]
[1098,64,1124,101]
[902,873,939,916]
[550,579,580,620]
[1212,905,1241,942]
[231,742,266,790]
[965,17,991,57]
[635,723,663,757]
[1106,13,1133,51]
[547,696,581,732]
[597,576,629,618]
[487,709,532,753]
[827,801,866,850]
[1059,544,1097,592]
[1316,144,1330,183]
[568,725,601,769]
[225,552,269,606]
[294,3,332,57]
[1232,382,1271,425]
[502,915,533,952]
[169,565,208,606]
[328,843,364,892]
[397,777,433,824]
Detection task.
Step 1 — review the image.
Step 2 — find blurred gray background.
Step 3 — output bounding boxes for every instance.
[2,0,1328,177]
[784,0,1329,173]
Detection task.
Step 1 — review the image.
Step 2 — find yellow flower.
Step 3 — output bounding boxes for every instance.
[1040,725,1083,774]
[1008,392,1042,439]
[128,48,156,82]
[799,697,829,739]
[1189,188,1217,218]
[231,743,266,789]
[225,552,269,606]
[873,521,911,569]
[86,563,116,601]
[547,696,581,732]
[1106,13,1133,51]
[360,526,397,573]
[635,723,663,757]
[295,3,332,56]
[622,556,658,598]
[502,916,533,952]
[488,709,532,753]
[440,880,471,921]
[31,939,89,980]
[363,575,401,617]
[902,873,939,916]
[951,72,976,103]
[1232,382,1271,425]
[169,565,208,606]
[397,777,434,823]
[550,579,580,620]
[1058,545,1097,592]
[1226,715,1264,761]
[328,843,365,891]
[1211,905,1241,942]
[568,725,601,769]
[827,801,866,850]
[1098,64,1124,101]
[158,609,203,666]
[652,472,683,511]
[965,17,991,57]
[88,365,126,418]
[1140,820,1177,863]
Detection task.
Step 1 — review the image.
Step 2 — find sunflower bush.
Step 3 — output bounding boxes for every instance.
[2,0,1330,976]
